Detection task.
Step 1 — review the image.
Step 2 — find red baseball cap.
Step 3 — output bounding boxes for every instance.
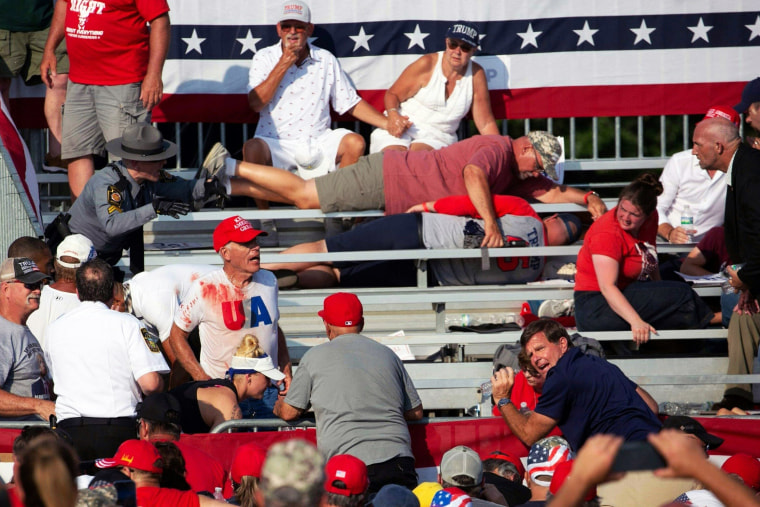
[212,215,266,252]
[231,443,267,483]
[721,453,760,491]
[324,454,369,496]
[94,440,163,474]
[703,105,741,127]
[549,460,596,501]
[485,450,525,479]
[318,292,363,327]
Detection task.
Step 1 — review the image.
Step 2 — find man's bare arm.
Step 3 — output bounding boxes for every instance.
[462,164,502,247]
[141,13,170,110]
[0,391,55,420]
[404,404,424,421]
[536,184,607,220]
[277,326,292,394]
[248,44,300,112]
[273,399,305,421]
[680,247,713,277]
[136,372,164,396]
[347,99,403,131]
[636,386,659,415]
[492,367,557,446]
[498,403,557,447]
[167,323,210,381]
[40,0,67,85]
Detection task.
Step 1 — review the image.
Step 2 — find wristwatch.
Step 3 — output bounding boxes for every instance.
[497,398,512,409]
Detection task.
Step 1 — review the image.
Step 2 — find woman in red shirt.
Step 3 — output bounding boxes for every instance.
[574,174,714,345]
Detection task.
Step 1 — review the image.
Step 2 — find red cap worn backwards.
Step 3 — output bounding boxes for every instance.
[324,454,369,496]
[212,215,266,252]
[485,450,525,479]
[318,292,363,327]
[94,440,163,474]
[703,105,741,127]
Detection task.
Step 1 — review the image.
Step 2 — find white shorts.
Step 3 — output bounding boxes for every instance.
[257,128,353,180]
[369,125,454,153]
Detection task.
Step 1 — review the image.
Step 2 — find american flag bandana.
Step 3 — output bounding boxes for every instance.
[431,488,472,507]
[526,436,576,487]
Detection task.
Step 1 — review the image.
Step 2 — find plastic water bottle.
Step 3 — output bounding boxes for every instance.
[722,263,746,294]
[680,205,695,242]
[444,313,525,327]
[213,487,224,501]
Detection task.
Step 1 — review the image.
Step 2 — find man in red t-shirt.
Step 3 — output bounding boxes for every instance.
[202,132,607,248]
[40,0,171,199]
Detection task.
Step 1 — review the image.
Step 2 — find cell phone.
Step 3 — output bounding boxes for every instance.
[113,480,137,507]
[611,441,666,472]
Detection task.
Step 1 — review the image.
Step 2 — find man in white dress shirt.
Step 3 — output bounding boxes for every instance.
[46,258,168,460]
[239,0,401,243]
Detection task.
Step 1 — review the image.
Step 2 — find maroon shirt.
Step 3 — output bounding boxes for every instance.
[381,135,554,215]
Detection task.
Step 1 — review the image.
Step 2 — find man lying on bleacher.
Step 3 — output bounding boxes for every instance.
[202,131,607,248]
[261,195,581,288]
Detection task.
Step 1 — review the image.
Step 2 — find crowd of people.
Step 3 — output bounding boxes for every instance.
[4,0,760,505]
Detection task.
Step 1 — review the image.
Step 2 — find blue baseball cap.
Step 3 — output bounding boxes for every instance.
[445,21,479,48]
[735,77,760,113]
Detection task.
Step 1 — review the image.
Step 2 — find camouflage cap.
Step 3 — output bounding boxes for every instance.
[261,439,325,497]
[526,131,562,181]
[76,485,118,507]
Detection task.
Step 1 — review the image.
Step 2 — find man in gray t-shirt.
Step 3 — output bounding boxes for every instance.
[0,257,55,420]
[274,293,423,494]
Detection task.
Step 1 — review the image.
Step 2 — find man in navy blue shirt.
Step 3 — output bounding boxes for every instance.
[491,319,661,451]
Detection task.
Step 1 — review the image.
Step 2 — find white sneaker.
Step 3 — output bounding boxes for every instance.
[257,219,279,247]
[538,299,575,318]
[202,142,229,176]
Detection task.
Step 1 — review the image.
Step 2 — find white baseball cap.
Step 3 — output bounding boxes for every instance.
[56,234,96,269]
[279,0,311,23]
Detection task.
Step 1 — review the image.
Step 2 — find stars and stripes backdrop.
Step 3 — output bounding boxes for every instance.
[9,0,760,126]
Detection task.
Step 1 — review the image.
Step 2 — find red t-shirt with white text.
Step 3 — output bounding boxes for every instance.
[64,0,169,85]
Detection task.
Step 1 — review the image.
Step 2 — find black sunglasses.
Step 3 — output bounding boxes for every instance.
[8,280,44,291]
[447,39,474,53]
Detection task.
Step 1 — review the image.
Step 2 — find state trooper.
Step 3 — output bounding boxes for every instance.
[64,123,229,277]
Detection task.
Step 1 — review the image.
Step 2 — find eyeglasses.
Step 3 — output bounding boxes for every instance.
[532,147,546,174]
[447,39,474,53]
[7,280,44,291]
[280,22,308,32]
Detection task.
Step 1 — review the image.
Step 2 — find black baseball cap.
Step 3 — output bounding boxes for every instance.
[663,415,724,450]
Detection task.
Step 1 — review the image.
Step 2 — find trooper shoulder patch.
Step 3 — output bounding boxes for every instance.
[141,328,161,353]
[159,170,177,182]
[107,185,123,214]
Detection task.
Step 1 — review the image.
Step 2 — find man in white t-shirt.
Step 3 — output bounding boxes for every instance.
[240,0,402,244]
[167,215,290,418]
[27,234,96,347]
[46,258,168,460]
[124,264,216,345]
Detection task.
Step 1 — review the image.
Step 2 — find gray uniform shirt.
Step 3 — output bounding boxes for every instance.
[422,212,546,285]
[69,162,204,259]
[0,316,52,403]
[285,333,421,464]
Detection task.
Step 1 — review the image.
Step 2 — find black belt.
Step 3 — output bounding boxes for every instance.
[58,416,136,428]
